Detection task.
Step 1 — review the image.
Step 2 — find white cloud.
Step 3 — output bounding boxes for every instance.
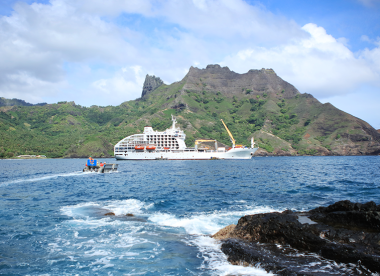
[357,0,380,7]
[361,35,372,43]
[0,0,379,130]
[90,66,145,106]
[192,0,208,11]
[0,0,141,101]
[0,0,305,104]
[360,35,380,47]
[66,0,153,17]
[222,23,380,98]
[0,71,65,103]
[153,0,306,43]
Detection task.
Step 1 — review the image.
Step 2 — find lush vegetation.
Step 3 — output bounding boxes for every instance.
[0,75,370,158]
[0,97,47,107]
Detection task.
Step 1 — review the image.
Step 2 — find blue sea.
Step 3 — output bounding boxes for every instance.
[0,156,379,275]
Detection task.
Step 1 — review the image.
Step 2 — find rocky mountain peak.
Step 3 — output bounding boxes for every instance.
[141,75,164,98]
[183,64,299,98]
[206,64,222,69]
[205,64,230,70]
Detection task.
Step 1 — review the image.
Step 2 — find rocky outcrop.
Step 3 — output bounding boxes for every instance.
[213,200,380,275]
[183,64,299,98]
[141,75,164,98]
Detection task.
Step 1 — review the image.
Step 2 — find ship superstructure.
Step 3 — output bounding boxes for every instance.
[114,115,258,160]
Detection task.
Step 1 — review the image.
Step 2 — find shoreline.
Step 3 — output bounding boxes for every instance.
[212,200,380,275]
[1,154,379,160]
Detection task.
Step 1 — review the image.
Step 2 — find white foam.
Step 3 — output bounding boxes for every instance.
[89,257,115,271]
[61,202,101,218]
[57,200,279,275]
[149,206,278,235]
[0,171,86,186]
[191,235,273,276]
[103,199,146,216]
[61,199,151,220]
[48,224,155,271]
[148,206,278,275]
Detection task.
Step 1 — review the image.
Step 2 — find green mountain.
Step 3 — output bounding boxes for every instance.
[1,64,379,158]
[0,97,47,107]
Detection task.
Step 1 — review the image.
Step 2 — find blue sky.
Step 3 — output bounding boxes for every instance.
[0,0,379,129]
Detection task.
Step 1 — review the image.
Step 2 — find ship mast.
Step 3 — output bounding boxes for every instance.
[171,115,177,129]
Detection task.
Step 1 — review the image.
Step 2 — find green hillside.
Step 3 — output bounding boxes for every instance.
[1,65,379,158]
[0,97,47,107]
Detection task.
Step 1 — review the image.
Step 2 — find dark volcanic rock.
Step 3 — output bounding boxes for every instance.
[309,200,380,231]
[214,200,380,275]
[141,74,164,98]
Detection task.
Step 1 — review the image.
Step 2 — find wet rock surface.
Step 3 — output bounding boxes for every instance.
[104,212,116,216]
[214,200,380,275]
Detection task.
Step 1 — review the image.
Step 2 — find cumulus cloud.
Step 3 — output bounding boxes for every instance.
[154,0,305,42]
[0,71,65,103]
[222,23,380,98]
[90,66,145,106]
[0,0,140,102]
[65,0,305,43]
[0,0,379,123]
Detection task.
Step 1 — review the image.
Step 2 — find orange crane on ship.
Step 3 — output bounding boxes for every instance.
[220,119,248,149]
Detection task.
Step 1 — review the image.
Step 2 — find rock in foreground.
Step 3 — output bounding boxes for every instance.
[213,200,380,275]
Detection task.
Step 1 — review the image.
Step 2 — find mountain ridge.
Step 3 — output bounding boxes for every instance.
[0,97,47,107]
[0,64,379,158]
[180,64,299,99]
[139,65,380,156]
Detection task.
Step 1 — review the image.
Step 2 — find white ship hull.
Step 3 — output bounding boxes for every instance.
[115,147,258,160]
[114,115,258,161]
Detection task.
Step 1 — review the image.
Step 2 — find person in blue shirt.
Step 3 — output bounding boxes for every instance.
[87,156,96,167]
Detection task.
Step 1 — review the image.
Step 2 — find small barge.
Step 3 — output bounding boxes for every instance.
[83,159,118,173]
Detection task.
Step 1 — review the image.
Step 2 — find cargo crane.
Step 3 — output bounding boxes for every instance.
[220,119,237,148]
[220,119,255,149]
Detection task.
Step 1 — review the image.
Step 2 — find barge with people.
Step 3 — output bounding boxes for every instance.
[83,158,118,173]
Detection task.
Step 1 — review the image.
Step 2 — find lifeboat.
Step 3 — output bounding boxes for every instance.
[134,146,144,151]
[146,145,156,151]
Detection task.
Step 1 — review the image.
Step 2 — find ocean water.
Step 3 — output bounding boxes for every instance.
[0,156,379,275]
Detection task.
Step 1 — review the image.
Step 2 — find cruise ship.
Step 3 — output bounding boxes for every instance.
[114,115,258,160]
